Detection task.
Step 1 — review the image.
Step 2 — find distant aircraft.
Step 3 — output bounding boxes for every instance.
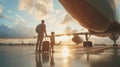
[59,0,120,47]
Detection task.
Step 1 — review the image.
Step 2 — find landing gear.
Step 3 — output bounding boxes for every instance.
[83,41,92,47]
[113,44,118,47]
[83,33,93,47]
[109,33,119,47]
[113,39,118,47]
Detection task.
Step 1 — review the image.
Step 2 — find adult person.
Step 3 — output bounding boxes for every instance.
[36,20,47,52]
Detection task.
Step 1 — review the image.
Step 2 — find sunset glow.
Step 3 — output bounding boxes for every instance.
[58,36,71,41]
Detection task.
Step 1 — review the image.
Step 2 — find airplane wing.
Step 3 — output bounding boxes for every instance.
[33,32,120,38]
[54,32,89,36]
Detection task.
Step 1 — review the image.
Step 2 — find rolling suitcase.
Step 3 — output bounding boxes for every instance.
[42,37,50,52]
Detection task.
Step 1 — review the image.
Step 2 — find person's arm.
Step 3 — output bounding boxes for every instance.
[44,25,47,36]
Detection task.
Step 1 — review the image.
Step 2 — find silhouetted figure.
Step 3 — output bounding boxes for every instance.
[36,20,47,52]
[50,32,55,52]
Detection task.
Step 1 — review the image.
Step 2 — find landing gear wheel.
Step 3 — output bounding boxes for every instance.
[113,44,118,47]
[83,41,93,47]
[83,41,87,47]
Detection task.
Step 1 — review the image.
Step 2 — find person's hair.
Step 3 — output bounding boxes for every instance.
[51,32,55,35]
[41,20,44,22]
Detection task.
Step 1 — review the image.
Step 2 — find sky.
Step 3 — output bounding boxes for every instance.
[0,0,84,38]
[1,0,120,44]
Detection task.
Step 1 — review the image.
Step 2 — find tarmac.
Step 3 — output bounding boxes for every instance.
[0,45,120,67]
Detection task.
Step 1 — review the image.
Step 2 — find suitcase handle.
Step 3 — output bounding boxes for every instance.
[44,36,49,41]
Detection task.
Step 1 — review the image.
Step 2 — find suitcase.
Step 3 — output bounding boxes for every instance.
[42,37,50,52]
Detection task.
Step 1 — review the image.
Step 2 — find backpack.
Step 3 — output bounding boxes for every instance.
[35,24,41,33]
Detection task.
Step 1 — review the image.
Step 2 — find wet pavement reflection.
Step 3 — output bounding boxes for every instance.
[34,46,120,67]
[36,52,55,67]
[89,47,120,67]
[0,46,120,67]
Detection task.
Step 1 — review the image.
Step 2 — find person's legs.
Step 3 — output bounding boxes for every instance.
[39,35,44,51]
[36,35,40,52]
[52,46,54,52]
[51,43,54,52]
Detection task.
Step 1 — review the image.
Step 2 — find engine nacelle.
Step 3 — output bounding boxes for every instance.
[72,35,83,45]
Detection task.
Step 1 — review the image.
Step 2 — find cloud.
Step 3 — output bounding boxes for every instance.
[0,5,36,38]
[61,14,73,24]
[0,23,35,38]
[0,14,19,24]
[65,26,72,34]
[16,14,26,23]
[55,9,65,15]
[18,0,53,19]
[114,0,120,6]
[65,26,78,34]
[0,5,3,14]
[0,14,35,38]
[0,5,16,22]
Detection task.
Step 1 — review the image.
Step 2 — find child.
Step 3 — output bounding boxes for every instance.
[50,32,55,52]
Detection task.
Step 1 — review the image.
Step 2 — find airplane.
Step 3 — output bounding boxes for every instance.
[34,31,119,47]
[59,0,120,47]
